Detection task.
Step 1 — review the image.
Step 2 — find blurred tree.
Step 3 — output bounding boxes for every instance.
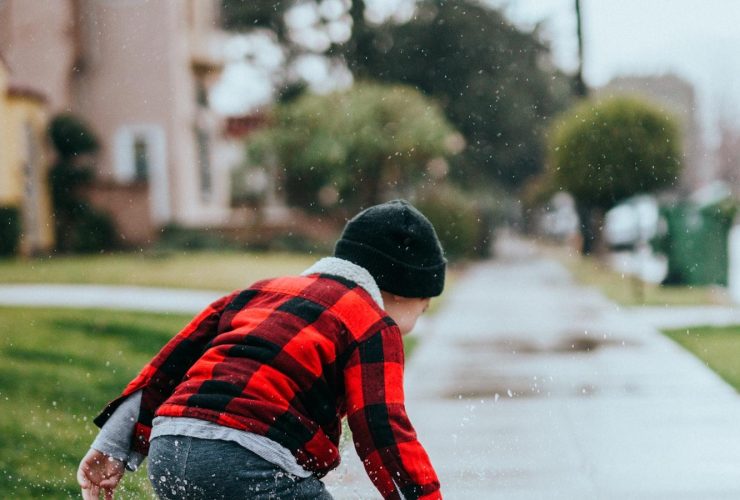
[547,96,682,253]
[414,182,492,260]
[346,0,575,190]
[48,114,117,253]
[48,113,99,159]
[220,0,575,191]
[221,1,290,36]
[245,82,459,214]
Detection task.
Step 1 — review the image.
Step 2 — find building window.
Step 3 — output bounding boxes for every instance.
[133,135,149,182]
[196,80,208,107]
[113,124,170,222]
[114,125,164,184]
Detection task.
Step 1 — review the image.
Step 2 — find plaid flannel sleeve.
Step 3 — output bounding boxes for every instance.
[344,325,442,500]
[93,290,241,454]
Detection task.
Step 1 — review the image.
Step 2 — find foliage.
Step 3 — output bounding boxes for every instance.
[544,96,682,253]
[221,1,290,36]
[48,163,117,253]
[413,183,493,261]
[47,113,117,253]
[220,0,574,191]
[548,96,682,210]
[48,113,99,159]
[261,231,333,254]
[0,207,20,256]
[246,82,458,213]
[68,210,118,253]
[349,0,575,190]
[156,224,241,252]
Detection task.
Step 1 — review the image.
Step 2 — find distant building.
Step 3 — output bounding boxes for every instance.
[0,56,54,255]
[716,120,740,197]
[597,74,706,194]
[0,0,240,245]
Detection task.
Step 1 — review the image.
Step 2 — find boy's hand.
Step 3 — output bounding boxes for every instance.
[77,448,125,500]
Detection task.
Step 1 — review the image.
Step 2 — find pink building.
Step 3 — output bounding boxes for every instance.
[0,0,238,245]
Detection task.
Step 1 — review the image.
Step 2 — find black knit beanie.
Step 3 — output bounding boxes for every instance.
[334,200,446,297]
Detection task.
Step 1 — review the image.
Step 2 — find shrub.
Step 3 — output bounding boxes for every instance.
[0,206,20,256]
[247,82,458,214]
[548,96,681,209]
[47,112,117,253]
[156,225,239,252]
[414,184,492,261]
[262,231,333,254]
[69,209,118,253]
[546,96,682,253]
[48,114,99,159]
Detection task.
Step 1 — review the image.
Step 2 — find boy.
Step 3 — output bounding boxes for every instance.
[78,200,445,499]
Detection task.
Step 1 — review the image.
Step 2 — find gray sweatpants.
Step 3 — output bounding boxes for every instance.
[148,435,333,499]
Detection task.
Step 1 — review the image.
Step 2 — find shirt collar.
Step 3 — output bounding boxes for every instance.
[301,257,384,308]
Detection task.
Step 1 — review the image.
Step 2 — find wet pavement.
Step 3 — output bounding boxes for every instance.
[325,237,740,499]
[3,240,740,498]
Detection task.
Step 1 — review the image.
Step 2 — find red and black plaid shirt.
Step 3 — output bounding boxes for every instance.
[95,272,441,499]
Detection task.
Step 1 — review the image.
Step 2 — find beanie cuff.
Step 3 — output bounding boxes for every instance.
[335,239,446,298]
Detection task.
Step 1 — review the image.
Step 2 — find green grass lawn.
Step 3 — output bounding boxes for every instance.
[544,246,729,307]
[663,325,740,392]
[0,305,422,498]
[0,251,317,291]
[0,307,189,497]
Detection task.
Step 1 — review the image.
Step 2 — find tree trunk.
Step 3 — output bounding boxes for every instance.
[576,203,605,255]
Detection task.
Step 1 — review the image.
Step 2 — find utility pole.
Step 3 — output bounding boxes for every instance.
[574,0,588,97]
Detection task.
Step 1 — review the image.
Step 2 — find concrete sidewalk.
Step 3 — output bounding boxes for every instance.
[0,284,223,314]
[326,238,740,499]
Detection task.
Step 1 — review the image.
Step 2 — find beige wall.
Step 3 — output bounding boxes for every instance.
[83,182,155,245]
[0,0,77,113]
[73,0,178,226]
[73,0,231,228]
[6,94,55,254]
[0,56,54,254]
[0,62,17,204]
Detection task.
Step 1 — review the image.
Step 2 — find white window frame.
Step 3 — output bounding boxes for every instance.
[113,124,170,223]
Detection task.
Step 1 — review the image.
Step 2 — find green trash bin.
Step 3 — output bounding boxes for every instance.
[656,199,735,286]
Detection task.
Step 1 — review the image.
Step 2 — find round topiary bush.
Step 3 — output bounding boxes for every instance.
[48,113,99,159]
[548,95,682,210]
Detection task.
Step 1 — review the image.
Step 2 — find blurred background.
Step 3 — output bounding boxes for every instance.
[4,0,740,497]
[3,0,740,285]
[2,0,740,273]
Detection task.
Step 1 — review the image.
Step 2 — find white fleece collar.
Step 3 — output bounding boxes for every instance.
[301,257,384,308]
